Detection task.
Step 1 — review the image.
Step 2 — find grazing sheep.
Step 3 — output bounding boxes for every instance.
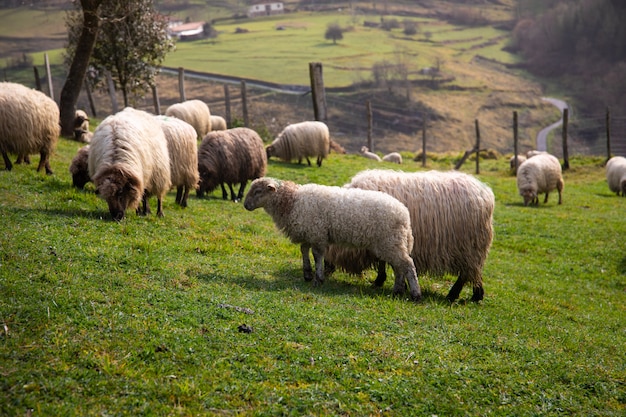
[266,121,330,167]
[606,156,626,196]
[516,153,563,206]
[197,127,267,202]
[69,145,91,189]
[165,100,211,138]
[74,109,92,143]
[360,146,382,162]
[526,150,547,158]
[509,154,527,171]
[210,115,227,131]
[0,82,59,174]
[325,170,494,302]
[244,177,421,300]
[89,107,171,221]
[156,116,199,208]
[382,152,402,164]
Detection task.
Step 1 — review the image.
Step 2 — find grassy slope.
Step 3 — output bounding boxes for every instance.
[0,138,624,415]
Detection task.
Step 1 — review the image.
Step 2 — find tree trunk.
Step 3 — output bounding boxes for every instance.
[59,0,103,138]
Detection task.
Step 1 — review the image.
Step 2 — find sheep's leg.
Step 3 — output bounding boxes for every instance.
[373,260,387,287]
[557,179,564,204]
[236,181,247,201]
[220,184,229,200]
[312,246,325,286]
[306,157,312,166]
[390,257,421,301]
[156,197,164,217]
[139,192,150,216]
[2,152,12,171]
[316,156,323,167]
[175,186,183,205]
[36,151,53,175]
[543,192,549,204]
[16,154,30,164]
[301,244,314,282]
[228,184,237,201]
[180,186,190,208]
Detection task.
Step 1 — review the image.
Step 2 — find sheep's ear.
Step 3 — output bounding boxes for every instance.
[267,183,277,192]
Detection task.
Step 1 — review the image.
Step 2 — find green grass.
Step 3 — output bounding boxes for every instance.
[1,138,624,415]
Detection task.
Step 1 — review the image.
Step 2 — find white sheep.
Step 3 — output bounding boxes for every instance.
[606,156,626,196]
[74,109,92,143]
[266,121,330,167]
[382,152,402,164]
[210,115,227,131]
[360,146,382,162]
[325,169,494,302]
[0,82,59,174]
[509,154,527,171]
[516,153,563,206]
[243,177,422,301]
[165,99,211,139]
[526,150,547,159]
[89,107,171,220]
[156,115,199,208]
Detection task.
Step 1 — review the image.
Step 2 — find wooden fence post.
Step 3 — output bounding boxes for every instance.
[178,67,186,102]
[309,62,327,122]
[152,84,161,115]
[224,84,231,128]
[240,80,249,127]
[106,71,118,114]
[475,119,480,174]
[85,80,97,117]
[44,53,53,100]
[606,107,611,163]
[513,111,519,174]
[366,100,373,152]
[562,108,569,170]
[421,114,427,167]
[33,66,41,91]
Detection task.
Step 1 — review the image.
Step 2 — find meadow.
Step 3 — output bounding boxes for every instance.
[1,136,624,415]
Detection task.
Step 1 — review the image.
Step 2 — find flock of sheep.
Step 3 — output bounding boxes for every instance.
[2,81,625,302]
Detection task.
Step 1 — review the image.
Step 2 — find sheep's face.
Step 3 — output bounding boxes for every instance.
[243,179,275,211]
[72,171,91,189]
[94,168,142,221]
[266,145,274,159]
[198,166,219,195]
[520,187,537,206]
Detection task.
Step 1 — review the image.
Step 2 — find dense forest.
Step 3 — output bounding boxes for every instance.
[511,0,626,115]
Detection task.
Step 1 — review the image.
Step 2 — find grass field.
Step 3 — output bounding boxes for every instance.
[1,136,624,415]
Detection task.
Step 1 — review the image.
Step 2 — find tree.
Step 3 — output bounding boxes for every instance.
[325,23,343,44]
[59,0,103,138]
[65,0,175,109]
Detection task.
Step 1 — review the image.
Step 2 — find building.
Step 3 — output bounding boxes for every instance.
[168,21,206,41]
[248,2,284,18]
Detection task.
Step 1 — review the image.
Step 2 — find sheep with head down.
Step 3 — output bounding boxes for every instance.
[88,107,171,221]
[324,169,494,302]
[197,127,267,202]
[0,82,59,174]
[360,146,381,162]
[516,152,563,206]
[382,152,402,164]
[606,155,626,196]
[209,115,227,131]
[266,121,330,167]
[69,145,91,189]
[244,177,422,301]
[165,99,211,139]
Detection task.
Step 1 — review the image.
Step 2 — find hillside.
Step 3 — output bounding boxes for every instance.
[0,1,561,155]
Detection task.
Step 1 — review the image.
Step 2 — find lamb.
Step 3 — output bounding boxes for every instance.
[382,152,402,164]
[156,115,199,207]
[197,127,267,202]
[360,146,382,162]
[165,99,211,139]
[74,109,92,143]
[266,121,330,167]
[324,169,494,302]
[516,152,563,206]
[605,156,626,196]
[69,145,91,189]
[0,81,59,174]
[88,107,171,221]
[243,177,422,301]
[210,115,227,131]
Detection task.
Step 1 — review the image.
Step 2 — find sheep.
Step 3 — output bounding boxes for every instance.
[69,145,91,189]
[73,109,92,143]
[197,127,267,202]
[209,115,227,131]
[382,152,402,164]
[606,156,626,196]
[516,152,563,206]
[243,177,422,301]
[526,150,547,159]
[0,81,59,174]
[509,154,527,171]
[88,107,171,221]
[324,169,494,302]
[266,121,330,167]
[165,99,211,139]
[360,146,382,162]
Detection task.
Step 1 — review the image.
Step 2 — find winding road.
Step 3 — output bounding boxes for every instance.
[536,97,568,151]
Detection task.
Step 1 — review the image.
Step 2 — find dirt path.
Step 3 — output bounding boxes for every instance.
[536,97,568,151]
